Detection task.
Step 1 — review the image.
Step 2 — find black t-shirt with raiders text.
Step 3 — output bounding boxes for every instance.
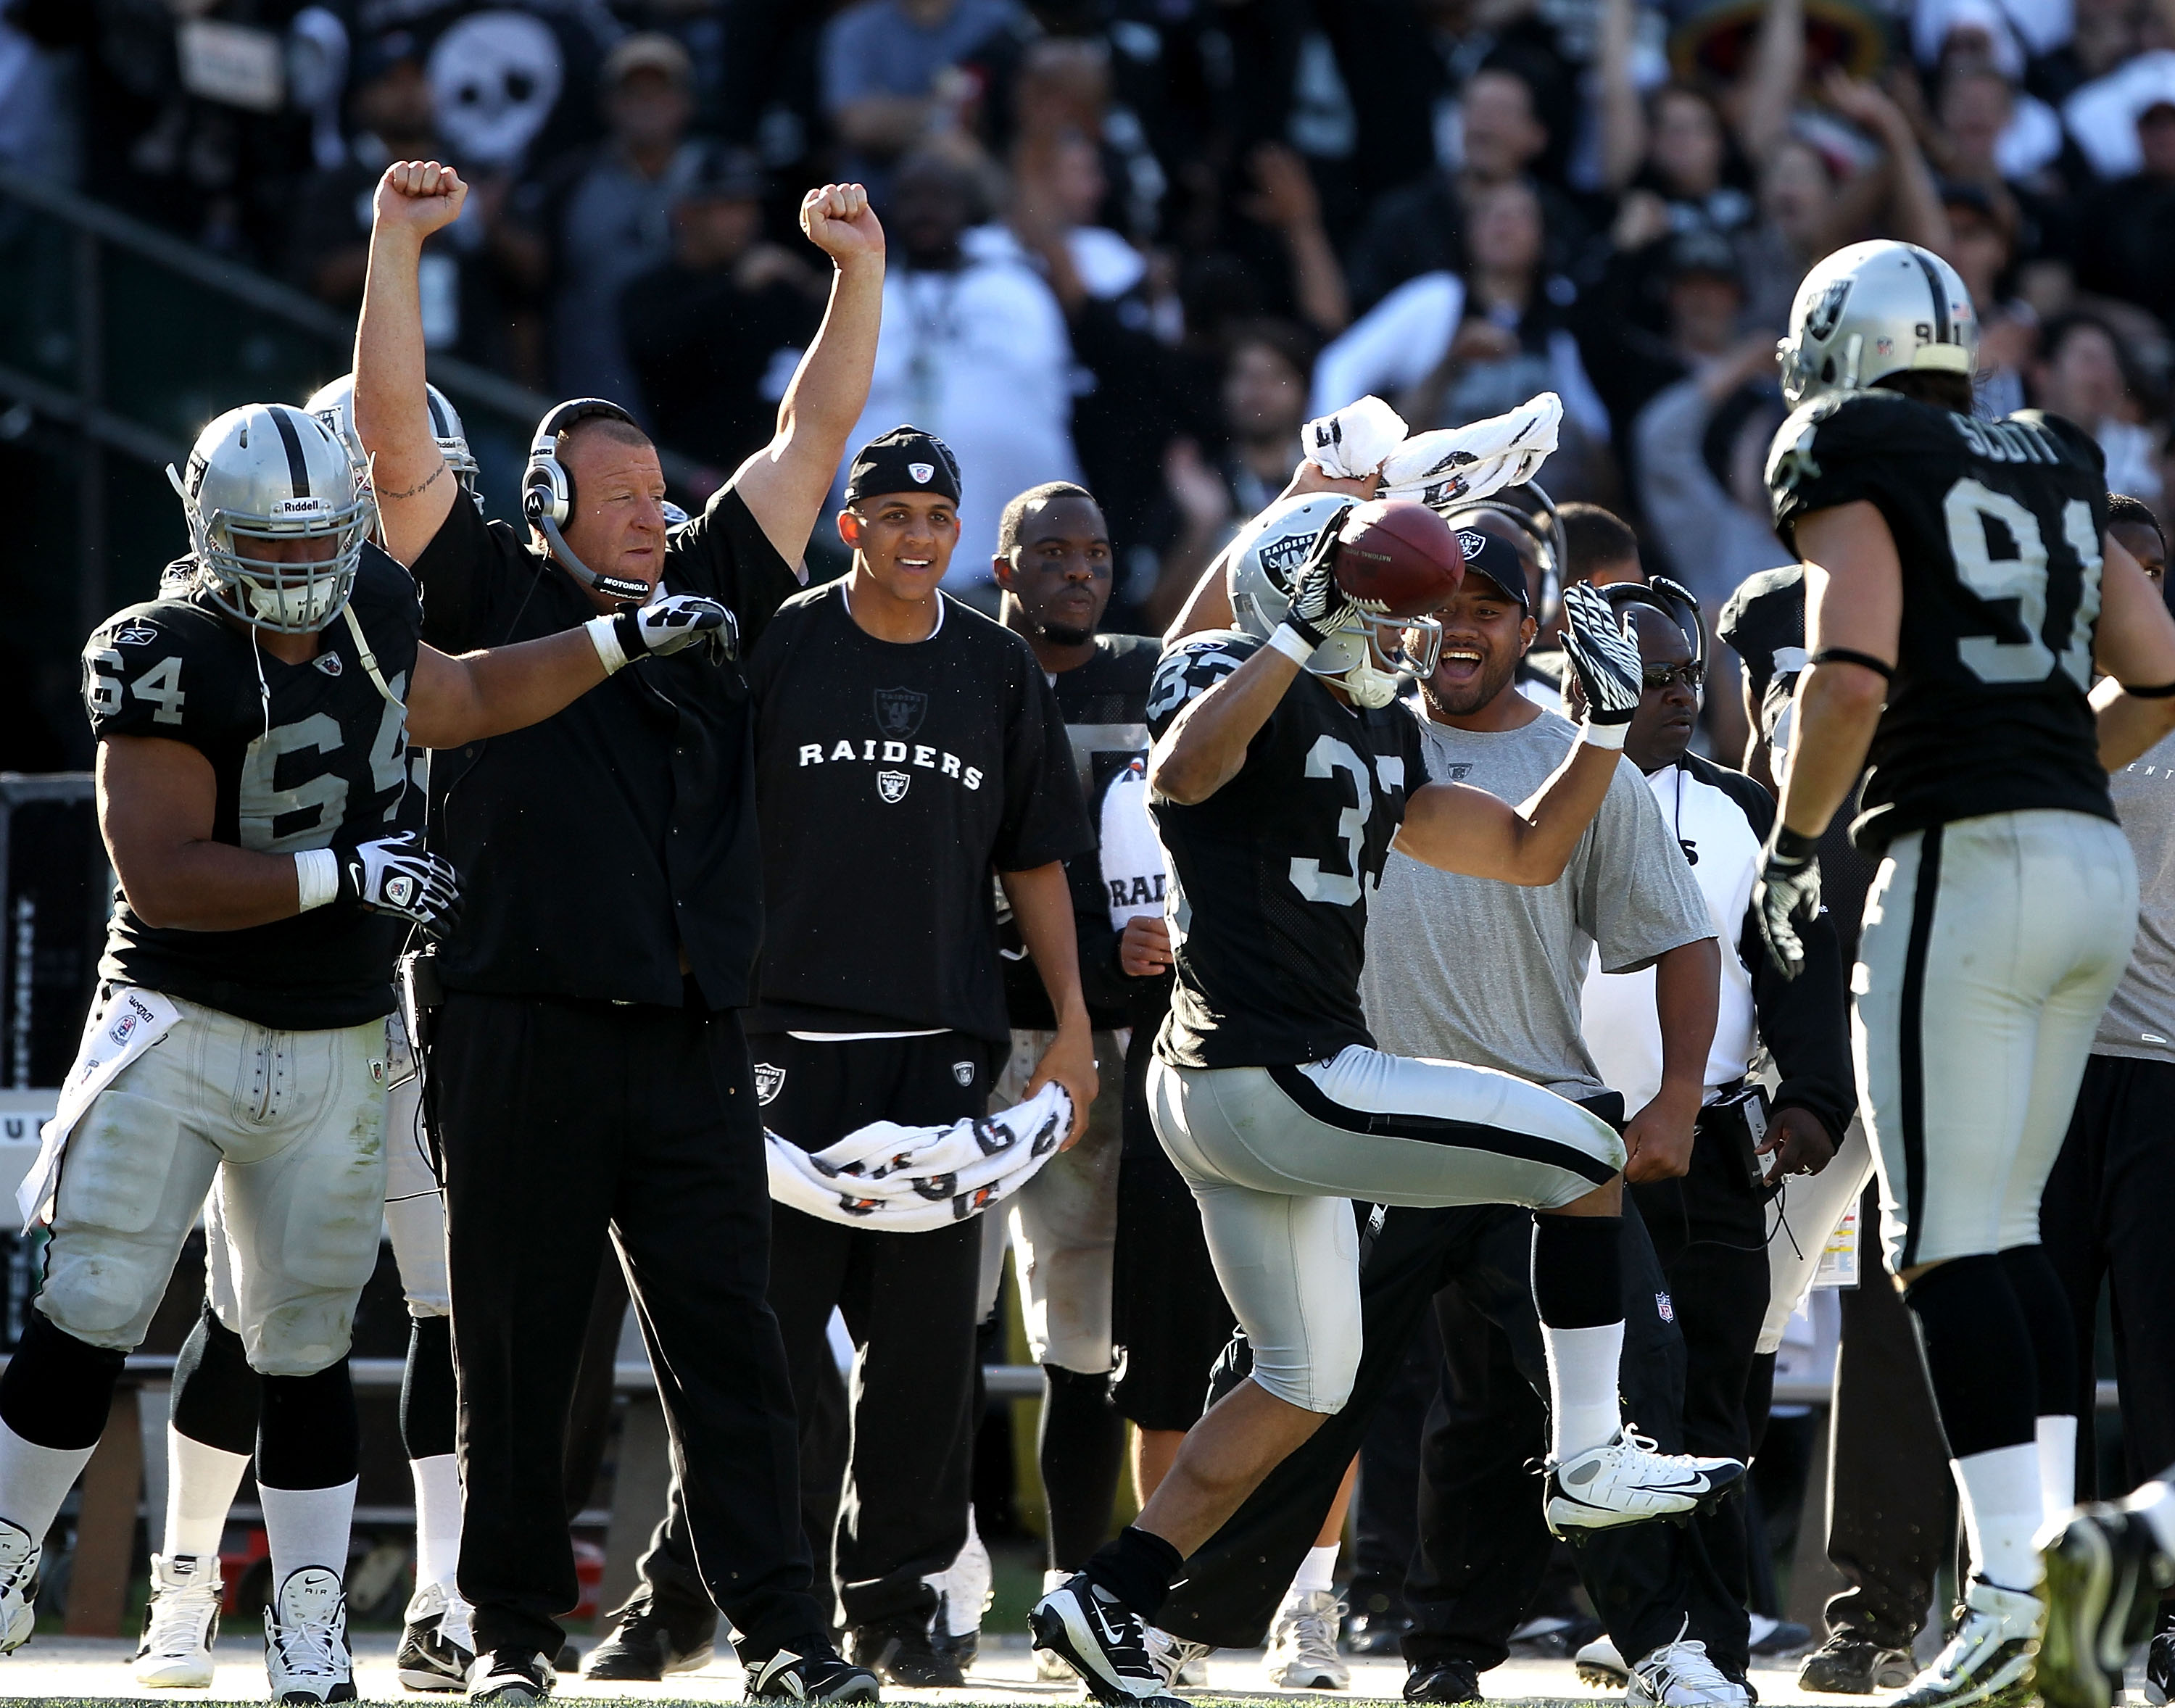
[1000,631,1170,1032]
[1148,631,1425,1069]
[83,547,425,1029]
[413,480,798,1009]
[747,583,1092,1044]
[1768,392,2116,852]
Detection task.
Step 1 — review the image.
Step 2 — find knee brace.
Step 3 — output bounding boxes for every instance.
[257,1359,360,1491]
[171,1299,262,1456]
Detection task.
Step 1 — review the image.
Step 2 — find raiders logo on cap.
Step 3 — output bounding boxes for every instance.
[1457,529,1488,560]
[908,462,935,484]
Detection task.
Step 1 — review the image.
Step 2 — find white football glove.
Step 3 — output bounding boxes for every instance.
[337,829,463,937]
[1754,829,1822,980]
[1280,517,1362,652]
[1560,581,1644,739]
[594,593,737,671]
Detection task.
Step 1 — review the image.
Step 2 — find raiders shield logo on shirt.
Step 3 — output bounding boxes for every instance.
[874,686,927,737]
[877,770,910,803]
[754,1062,786,1103]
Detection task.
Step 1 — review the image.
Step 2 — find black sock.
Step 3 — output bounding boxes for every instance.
[1039,1365,1124,1572]
[1081,1525,1185,1620]
[170,1301,262,1458]
[1998,1244,2076,1419]
[1905,1254,2035,1459]
[0,1312,128,1449]
[401,1316,457,1462]
[1530,1214,1623,1328]
[257,1360,360,1489]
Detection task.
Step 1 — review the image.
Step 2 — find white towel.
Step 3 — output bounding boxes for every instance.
[1378,392,1563,512]
[766,1083,1072,1232]
[1301,396,1409,480]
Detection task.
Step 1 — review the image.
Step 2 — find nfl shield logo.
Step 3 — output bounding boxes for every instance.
[315,652,344,677]
[908,461,935,484]
[1655,1291,1675,1323]
[952,1060,975,1087]
[874,686,927,737]
[754,1063,786,1103]
[877,770,911,803]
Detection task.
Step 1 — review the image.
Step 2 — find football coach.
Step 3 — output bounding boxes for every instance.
[352,159,885,1704]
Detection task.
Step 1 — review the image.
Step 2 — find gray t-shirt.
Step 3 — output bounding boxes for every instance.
[2097,727,2175,1061]
[1360,704,1715,1098]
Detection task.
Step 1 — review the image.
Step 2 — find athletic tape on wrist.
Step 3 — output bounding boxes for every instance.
[1580,718,1628,750]
[585,613,629,675]
[294,848,340,913]
[1268,624,1317,664]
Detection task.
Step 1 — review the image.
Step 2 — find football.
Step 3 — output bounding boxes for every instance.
[1333,499,1464,618]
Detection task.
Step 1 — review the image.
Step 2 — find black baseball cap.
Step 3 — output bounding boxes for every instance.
[1448,523,1533,613]
[845,426,961,507]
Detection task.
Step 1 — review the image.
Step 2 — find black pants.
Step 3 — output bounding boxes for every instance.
[1823,1187,1951,1649]
[1159,1192,1730,1672]
[1346,1319,1441,1630]
[1625,1097,1774,1663]
[434,990,822,1662]
[2042,1053,2175,1496]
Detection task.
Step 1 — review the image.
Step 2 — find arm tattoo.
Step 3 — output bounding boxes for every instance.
[377,458,448,501]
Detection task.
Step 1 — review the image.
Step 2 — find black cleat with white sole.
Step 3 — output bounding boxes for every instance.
[1030,1575,1190,1708]
[742,1645,882,1702]
[2036,1501,2175,1708]
[1545,1428,1745,1537]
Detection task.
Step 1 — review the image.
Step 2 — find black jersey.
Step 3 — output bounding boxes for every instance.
[746,584,1091,1044]
[1716,565,1808,749]
[83,547,426,1029]
[1148,632,1425,1069]
[1768,391,2116,852]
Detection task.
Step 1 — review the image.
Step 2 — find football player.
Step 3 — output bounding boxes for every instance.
[0,401,729,1701]
[128,375,486,1695]
[1755,239,2175,1708]
[1028,502,1746,1707]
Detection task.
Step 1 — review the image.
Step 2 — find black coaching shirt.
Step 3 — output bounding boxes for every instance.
[1148,631,1425,1069]
[1768,392,2116,853]
[746,584,1091,1045]
[83,547,426,1029]
[412,481,799,1008]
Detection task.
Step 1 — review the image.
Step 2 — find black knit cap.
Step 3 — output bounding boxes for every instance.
[844,425,961,507]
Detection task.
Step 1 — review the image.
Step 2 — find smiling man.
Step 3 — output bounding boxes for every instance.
[740,431,1098,1686]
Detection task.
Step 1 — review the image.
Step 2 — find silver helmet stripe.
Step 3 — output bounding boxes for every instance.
[266,405,313,499]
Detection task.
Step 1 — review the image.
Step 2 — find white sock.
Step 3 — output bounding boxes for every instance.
[410,1454,462,1589]
[0,1419,98,1546]
[1954,1443,2044,1591]
[259,1477,357,1590]
[2035,1414,2079,1523]
[1542,1321,1625,1459]
[166,1427,252,1562]
[1288,1543,1338,1599]
[2126,1480,2175,1557]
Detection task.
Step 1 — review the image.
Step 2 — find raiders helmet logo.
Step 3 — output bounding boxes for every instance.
[754,1062,786,1103]
[877,769,911,803]
[908,461,935,484]
[1259,531,1312,592]
[1803,276,1852,342]
[110,620,160,647]
[952,1060,975,1087]
[315,652,344,677]
[874,685,927,737]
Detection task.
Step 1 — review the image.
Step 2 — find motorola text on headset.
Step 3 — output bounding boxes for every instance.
[521,398,655,605]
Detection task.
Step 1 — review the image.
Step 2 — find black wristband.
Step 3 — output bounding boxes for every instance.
[2121,678,2175,699]
[1810,647,1894,680]
[1771,825,1820,864]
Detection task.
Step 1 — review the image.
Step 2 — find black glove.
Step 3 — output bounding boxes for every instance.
[337,829,463,938]
[1281,516,1360,650]
[1559,581,1644,729]
[613,594,737,666]
[1753,826,1823,979]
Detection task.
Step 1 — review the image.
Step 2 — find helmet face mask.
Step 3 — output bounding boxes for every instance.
[1778,240,1979,409]
[171,404,376,634]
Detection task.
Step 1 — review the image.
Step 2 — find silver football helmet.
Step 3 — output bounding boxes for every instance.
[1778,240,1979,408]
[167,404,376,633]
[304,373,483,506]
[1225,492,1443,709]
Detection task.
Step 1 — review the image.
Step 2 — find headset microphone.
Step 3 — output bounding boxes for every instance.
[521,398,655,604]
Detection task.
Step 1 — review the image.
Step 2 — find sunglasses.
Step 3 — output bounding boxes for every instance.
[1641,661,1707,692]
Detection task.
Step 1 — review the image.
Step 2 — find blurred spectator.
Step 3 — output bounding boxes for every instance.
[621,146,827,482]
[1582,226,1757,468]
[503,34,705,408]
[289,30,526,376]
[0,12,65,179]
[1942,182,2035,417]
[841,147,1080,597]
[2031,312,2166,501]
[2074,82,2175,331]
[1146,320,1315,631]
[1559,502,1646,590]
[821,0,1034,181]
[1633,353,1790,618]
[1235,143,1351,339]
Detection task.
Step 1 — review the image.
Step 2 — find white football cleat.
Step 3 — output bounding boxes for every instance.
[133,1553,223,1687]
[1545,1429,1744,1535]
[1265,1591,1349,1689]
[262,1566,355,1704]
[0,1518,38,1654]
[1892,1578,2043,1708]
[1628,1629,1749,1708]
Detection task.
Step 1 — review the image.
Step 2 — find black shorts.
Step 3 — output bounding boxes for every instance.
[1110,1036,1237,1430]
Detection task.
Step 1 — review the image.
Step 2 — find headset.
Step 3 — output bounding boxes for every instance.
[520,397,652,603]
[1601,575,1707,677]
[1440,480,1566,618]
